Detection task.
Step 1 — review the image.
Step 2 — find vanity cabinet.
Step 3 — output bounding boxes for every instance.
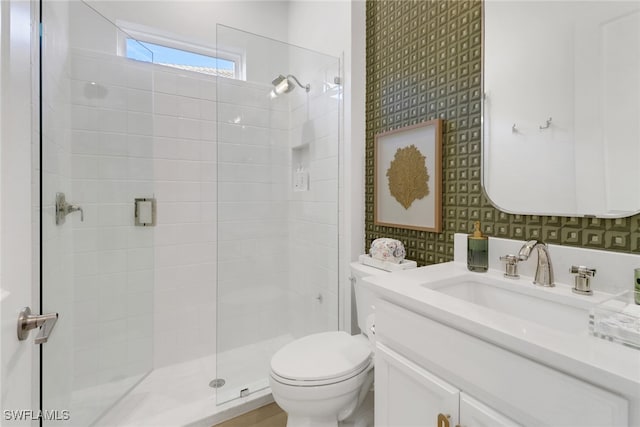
[376,343,520,427]
[374,299,629,427]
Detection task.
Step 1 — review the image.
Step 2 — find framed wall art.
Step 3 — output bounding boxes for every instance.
[374,119,443,232]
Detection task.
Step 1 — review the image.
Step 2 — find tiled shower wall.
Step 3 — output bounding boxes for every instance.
[58,15,344,393]
[288,71,341,339]
[365,0,640,267]
[216,77,292,353]
[67,48,221,379]
[151,65,218,367]
[69,48,155,393]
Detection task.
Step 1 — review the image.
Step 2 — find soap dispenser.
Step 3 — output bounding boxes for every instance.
[468,221,488,272]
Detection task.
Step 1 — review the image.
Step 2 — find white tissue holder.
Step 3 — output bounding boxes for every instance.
[589,290,640,349]
[359,254,417,272]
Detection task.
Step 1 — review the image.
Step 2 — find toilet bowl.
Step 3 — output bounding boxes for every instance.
[270,332,374,427]
[269,262,396,427]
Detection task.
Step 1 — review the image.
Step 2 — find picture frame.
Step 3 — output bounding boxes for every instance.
[374,119,443,232]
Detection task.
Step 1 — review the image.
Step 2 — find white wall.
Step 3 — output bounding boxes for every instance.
[85,0,290,84]
[87,0,289,49]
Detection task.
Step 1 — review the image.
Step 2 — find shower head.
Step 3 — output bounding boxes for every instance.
[270,74,310,98]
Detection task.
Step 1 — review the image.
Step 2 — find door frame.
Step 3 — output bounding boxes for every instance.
[0,0,40,424]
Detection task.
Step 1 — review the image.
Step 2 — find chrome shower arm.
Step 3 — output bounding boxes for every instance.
[287,74,310,92]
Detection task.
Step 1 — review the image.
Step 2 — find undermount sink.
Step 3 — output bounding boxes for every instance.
[422,274,594,334]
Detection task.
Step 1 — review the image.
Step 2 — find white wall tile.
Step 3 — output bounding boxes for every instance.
[200,99,216,121]
[199,79,216,101]
[154,71,178,95]
[126,63,153,91]
[98,204,130,226]
[103,85,129,111]
[71,130,100,155]
[154,93,179,117]
[98,109,128,133]
[127,111,154,136]
[99,157,128,180]
[127,158,154,181]
[127,88,153,113]
[154,115,179,138]
[176,74,201,98]
[127,134,154,158]
[178,96,201,119]
[99,133,129,157]
[201,120,217,141]
[178,117,201,140]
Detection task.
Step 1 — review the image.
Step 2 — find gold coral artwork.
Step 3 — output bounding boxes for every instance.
[386,144,430,209]
[374,119,442,232]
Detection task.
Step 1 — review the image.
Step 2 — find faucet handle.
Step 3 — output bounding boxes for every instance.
[499,254,520,279]
[570,265,596,295]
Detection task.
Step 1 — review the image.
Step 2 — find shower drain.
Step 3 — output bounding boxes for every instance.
[209,379,226,388]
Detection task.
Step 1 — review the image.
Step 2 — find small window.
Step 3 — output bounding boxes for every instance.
[125,39,237,78]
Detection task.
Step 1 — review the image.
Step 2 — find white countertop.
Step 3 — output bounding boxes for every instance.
[362,260,640,399]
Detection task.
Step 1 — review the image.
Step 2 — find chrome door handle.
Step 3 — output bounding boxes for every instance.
[17,307,58,344]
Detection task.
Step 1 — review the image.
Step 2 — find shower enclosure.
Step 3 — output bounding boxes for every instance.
[40,2,155,425]
[38,1,341,425]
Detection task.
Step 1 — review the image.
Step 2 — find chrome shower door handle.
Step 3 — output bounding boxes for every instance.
[17,307,58,344]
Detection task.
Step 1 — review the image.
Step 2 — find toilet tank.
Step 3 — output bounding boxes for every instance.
[350,262,390,336]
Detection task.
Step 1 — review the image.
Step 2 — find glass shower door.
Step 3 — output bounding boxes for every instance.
[40,1,154,425]
[216,24,342,404]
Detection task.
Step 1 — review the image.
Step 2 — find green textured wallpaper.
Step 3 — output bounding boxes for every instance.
[365,0,640,266]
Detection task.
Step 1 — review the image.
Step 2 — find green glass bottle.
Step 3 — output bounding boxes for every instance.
[468,221,488,272]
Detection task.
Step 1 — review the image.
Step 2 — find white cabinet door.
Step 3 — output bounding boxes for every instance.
[459,392,522,427]
[375,343,459,427]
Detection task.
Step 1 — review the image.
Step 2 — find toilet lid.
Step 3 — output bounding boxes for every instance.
[270,331,372,383]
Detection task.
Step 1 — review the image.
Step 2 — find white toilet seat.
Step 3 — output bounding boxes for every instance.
[271,358,373,387]
[270,331,372,387]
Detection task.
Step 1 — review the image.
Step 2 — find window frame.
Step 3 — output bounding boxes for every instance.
[116,21,245,80]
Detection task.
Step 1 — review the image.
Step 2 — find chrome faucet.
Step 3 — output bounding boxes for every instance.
[517,240,554,287]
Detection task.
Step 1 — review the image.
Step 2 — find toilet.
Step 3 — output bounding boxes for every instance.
[269,262,390,427]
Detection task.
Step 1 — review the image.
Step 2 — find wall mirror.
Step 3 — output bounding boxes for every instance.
[483,1,640,218]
